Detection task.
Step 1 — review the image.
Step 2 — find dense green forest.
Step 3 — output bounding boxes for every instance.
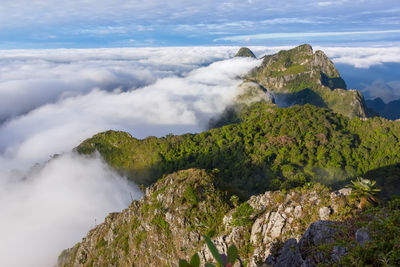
[77,103,400,199]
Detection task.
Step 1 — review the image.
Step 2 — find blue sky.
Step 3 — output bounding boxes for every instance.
[1,0,400,48]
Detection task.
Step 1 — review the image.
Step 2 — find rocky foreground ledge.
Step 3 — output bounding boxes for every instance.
[57,168,379,267]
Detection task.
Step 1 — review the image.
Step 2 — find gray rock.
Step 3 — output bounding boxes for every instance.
[332,245,347,262]
[266,238,303,267]
[299,220,338,250]
[355,228,370,247]
[235,82,275,106]
[267,212,286,239]
[318,207,331,220]
[338,188,352,196]
[266,220,346,267]
[298,220,344,263]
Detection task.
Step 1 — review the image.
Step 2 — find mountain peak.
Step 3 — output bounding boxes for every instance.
[291,43,313,55]
[245,44,372,118]
[235,47,256,58]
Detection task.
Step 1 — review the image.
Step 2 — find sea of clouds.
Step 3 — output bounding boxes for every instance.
[0,46,265,267]
[0,46,399,266]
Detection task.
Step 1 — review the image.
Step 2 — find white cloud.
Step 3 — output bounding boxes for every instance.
[0,152,142,267]
[318,1,335,6]
[318,46,400,68]
[0,55,260,171]
[360,80,400,102]
[214,29,400,42]
[0,47,240,122]
[260,17,314,24]
[0,47,261,266]
[317,0,349,7]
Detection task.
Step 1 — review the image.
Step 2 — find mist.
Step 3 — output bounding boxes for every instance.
[0,47,246,122]
[0,53,261,171]
[0,152,142,267]
[0,47,262,267]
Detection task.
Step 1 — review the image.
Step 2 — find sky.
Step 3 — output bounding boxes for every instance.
[1,0,400,48]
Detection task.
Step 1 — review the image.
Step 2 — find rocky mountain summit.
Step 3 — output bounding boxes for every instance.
[243,44,371,118]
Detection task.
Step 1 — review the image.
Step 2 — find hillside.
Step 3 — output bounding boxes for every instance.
[76,103,400,199]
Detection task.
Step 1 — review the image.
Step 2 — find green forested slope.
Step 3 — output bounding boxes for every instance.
[77,103,400,198]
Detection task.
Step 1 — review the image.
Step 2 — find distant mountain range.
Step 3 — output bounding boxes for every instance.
[366,97,400,120]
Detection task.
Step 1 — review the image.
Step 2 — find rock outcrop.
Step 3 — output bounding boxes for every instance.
[57,170,354,267]
[234,81,275,106]
[57,169,230,266]
[266,220,346,266]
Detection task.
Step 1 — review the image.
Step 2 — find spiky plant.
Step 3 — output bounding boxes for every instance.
[347,177,380,210]
[179,235,242,267]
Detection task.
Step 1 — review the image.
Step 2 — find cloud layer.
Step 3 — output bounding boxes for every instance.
[0,47,261,267]
[0,153,142,267]
[0,48,262,171]
[0,47,244,122]
[320,46,400,68]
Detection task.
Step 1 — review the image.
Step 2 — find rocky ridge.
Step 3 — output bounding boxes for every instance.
[57,169,357,267]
